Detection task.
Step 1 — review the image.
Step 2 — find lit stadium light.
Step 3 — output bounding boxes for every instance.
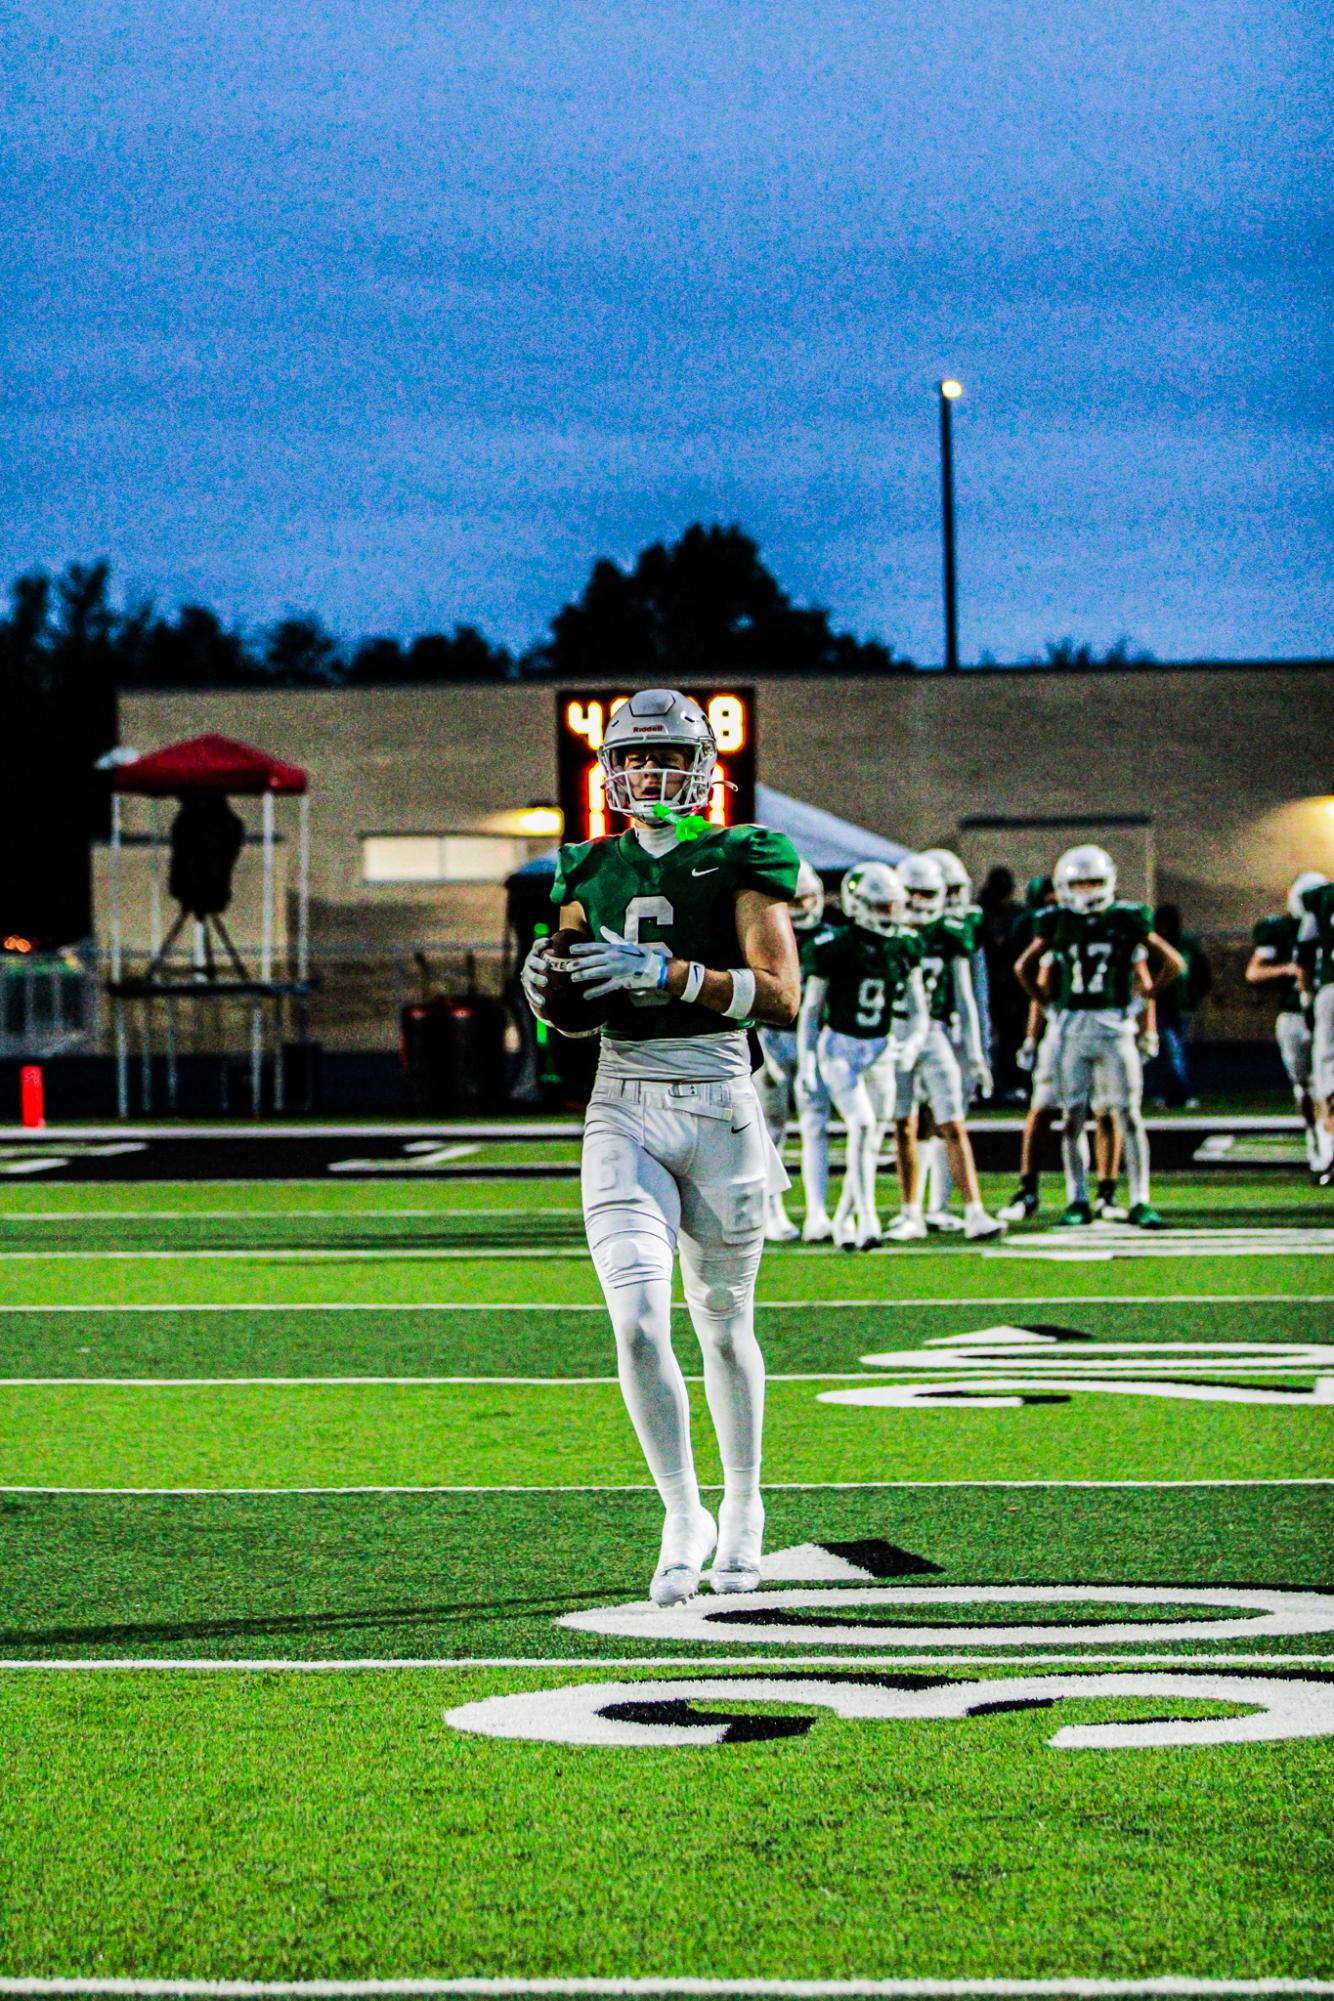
[941,378,963,399]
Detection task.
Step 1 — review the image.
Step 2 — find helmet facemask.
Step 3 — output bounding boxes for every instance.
[601,743,715,819]
[1054,845,1117,914]
[842,862,904,936]
[899,856,946,928]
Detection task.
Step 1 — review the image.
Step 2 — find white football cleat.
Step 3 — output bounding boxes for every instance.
[833,1209,861,1250]
[924,1209,965,1233]
[856,1212,883,1250]
[886,1211,928,1241]
[764,1195,800,1242]
[801,1209,834,1242]
[650,1506,717,1608]
[963,1209,1006,1240]
[709,1497,764,1594]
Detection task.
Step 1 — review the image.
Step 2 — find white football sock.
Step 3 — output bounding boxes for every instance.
[798,1103,830,1215]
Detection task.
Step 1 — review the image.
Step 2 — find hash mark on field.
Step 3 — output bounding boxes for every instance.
[3,1479,1329,1494]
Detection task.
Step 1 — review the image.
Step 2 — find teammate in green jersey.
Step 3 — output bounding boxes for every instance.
[1248,872,1329,1173]
[1296,874,1334,1180]
[796,861,929,1248]
[916,848,994,1226]
[881,852,1003,1242]
[520,689,801,1608]
[1014,844,1183,1228]
[754,859,828,1241]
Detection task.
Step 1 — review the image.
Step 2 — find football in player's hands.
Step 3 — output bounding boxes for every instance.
[532,928,617,1035]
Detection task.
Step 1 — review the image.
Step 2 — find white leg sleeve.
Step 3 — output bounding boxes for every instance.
[1122,1108,1151,1207]
[821,1033,880,1226]
[582,1110,698,1515]
[679,1232,765,1503]
[1062,1107,1091,1203]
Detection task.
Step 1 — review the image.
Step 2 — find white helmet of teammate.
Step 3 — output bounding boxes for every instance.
[899,852,947,927]
[790,859,825,930]
[920,846,971,913]
[1054,844,1117,913]
[599,689,717,818]
[841,861,904,936]
[1288,870,1328,920]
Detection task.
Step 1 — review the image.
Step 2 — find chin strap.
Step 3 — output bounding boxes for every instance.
[648,800,713,842]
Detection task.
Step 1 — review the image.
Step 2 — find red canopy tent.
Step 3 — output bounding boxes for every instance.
[106,735,312,1116]
[112,733,308,797]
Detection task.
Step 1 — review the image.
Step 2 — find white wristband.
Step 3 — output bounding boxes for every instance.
[681,961,706,1005]
[724,968,757,1020]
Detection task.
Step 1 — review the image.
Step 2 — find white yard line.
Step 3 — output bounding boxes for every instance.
[0,1366,1328,1386]
[0,1977,1328,1997]
[0,1210,582,1222]
[0,1654,1329,1674]
[0,1296,1327,1314]
[0,1249,596,1262]
[4,1479,1330,1494]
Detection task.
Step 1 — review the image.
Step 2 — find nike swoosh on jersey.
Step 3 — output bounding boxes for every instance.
[692,866,719,876]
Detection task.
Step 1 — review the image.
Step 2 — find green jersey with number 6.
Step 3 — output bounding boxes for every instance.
[809,923,923,1039]
[1033,901,1153,1011]
[1301,883,1334,994]
[552,823,800,1040]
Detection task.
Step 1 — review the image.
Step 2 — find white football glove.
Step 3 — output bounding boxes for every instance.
[570,926,671,1000]
[520,939,552,1019]
[972,1057,994,1100]
[1016,1037,1038,1074]
[1138,1027,1160,1059]
[798,1050,820,1097]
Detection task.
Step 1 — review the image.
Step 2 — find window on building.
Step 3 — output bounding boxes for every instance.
[360,835,526,884]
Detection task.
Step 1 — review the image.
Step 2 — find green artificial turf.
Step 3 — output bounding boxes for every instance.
[0,1667,1331,1979]
[2,1484,1330,1663]
[0,1167,1331,1982]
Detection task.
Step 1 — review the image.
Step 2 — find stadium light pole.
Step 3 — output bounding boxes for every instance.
[938,378,963,671]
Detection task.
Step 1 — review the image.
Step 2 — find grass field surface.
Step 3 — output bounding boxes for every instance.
[0,1164,1331,1985]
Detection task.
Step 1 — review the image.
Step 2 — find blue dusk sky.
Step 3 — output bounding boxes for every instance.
[4,0,1330,662]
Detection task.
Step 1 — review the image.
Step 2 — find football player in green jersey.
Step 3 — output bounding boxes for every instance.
[1015,844,1183,1228]
[796,862,929,1248]
[905,848,997,1231]
[520,689,801,1608]
[754,859,828,1241]
[879,853,1003,1241]
[1248,872,1329,1173]
[1296,874,1334,1180]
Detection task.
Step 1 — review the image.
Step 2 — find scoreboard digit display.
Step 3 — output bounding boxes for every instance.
[555,687,756,844]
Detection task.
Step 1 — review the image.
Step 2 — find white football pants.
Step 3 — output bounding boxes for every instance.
[1051,1011,1150,1206]
[582,1076,779,1519]
[1313,986,1334,1103]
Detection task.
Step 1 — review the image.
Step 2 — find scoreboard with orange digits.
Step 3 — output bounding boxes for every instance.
[555,687,757,843]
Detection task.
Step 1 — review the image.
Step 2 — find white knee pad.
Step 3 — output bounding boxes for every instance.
[589,1226,674,1293]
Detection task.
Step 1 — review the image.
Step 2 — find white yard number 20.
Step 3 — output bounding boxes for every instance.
[1070,941,1113,996]
[623,895,675,1008]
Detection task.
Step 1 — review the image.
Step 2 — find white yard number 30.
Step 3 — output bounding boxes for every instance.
[623,895,675,1008]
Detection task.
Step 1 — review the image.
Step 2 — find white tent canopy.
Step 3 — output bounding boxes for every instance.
[754,784,909,872]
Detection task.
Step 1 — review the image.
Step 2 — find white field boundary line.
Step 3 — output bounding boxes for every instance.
[2,1365,1330,1385]
[0,1209,584,1222]
[1,1653,1332,1673]
[0,1296,1329,1314]
[0,1250,602,1262]
[2,1112,1305,1136]
[0,1978,1329,1997]
[5,1479,1331,1494]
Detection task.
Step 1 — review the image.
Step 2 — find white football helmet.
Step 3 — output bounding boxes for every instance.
[920,847,972,913]
[899,853,947,927]
[841,861,904,936]
[1054,844,1117,913]
[599,689,717,818]
[790,859,825,930]
[1288,870,1328,920]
